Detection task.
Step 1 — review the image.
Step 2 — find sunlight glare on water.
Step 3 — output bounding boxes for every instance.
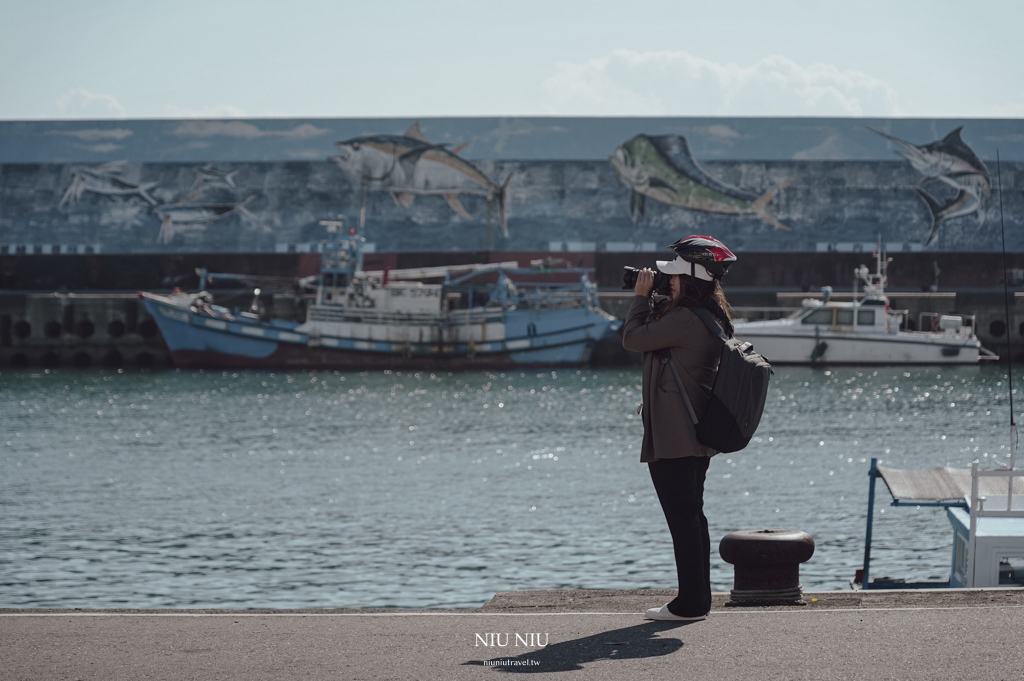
[0,365,1015,608]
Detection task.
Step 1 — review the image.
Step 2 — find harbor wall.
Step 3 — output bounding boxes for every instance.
[5,250,1024,292]
[2,116,1023,255]
[0,293,168,369]
[4,116,1024,366]
[3,159,1023,254]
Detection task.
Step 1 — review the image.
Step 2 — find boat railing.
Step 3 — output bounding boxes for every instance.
[310,306,442,326]
[515,290,588,309]
[308,305,501,326]
[918,312,977,335]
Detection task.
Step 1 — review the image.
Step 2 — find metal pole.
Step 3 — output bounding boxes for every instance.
[996,151,1016,509]
[968,461,980,588]
[862,457,879,589]
[1010,423,1017,511]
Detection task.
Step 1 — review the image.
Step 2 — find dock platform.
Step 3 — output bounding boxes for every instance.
[3,588,1023,680]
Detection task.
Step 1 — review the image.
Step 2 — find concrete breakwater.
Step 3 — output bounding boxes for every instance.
[0,293,168,369]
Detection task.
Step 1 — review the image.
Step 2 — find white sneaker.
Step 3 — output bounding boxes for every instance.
[644,605,707,621]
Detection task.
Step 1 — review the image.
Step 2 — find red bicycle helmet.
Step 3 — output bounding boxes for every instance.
[656,235,736,280]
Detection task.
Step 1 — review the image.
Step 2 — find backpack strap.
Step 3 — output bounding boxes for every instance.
[690,307,730,341]
[660,353,699,425]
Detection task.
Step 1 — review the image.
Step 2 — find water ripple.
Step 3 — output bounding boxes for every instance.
[0,365,1014,607]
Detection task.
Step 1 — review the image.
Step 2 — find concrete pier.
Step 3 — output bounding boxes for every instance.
[0,292,168,368]
[3,589,1022,680]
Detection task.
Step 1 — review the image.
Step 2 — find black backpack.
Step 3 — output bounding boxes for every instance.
[663,307,772,453]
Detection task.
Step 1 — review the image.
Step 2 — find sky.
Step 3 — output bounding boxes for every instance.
[1,0,1023,120]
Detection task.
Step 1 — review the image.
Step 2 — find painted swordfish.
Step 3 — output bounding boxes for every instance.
[329,122,513,236]
[868,126,990,246]
[610,134,792,230]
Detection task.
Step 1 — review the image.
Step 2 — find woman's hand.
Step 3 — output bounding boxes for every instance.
[634,268,655,297]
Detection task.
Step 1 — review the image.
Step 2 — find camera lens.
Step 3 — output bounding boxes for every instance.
[622,266,672,295]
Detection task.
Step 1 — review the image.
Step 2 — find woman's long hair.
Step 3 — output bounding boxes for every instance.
[651,275,734,337]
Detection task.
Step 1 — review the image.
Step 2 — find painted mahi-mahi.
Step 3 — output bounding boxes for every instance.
[329,122,513,236]
[609,134,792,230]
[868,126,990,246]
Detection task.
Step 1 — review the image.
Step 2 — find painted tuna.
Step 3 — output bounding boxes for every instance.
[58,161,158,207]
[153,195,261,244]
[610,134,792,230]
[868,126,990,246]
[329,122,512,237]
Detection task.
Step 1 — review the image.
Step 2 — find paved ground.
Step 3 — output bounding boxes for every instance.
[4,589,1024,680]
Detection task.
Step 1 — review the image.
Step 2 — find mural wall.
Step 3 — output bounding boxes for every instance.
[1,118,1022,253]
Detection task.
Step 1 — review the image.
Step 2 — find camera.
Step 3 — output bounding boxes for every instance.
[622,266,672,295]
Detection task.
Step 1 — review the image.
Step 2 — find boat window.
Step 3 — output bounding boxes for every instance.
[857,310,876,326]
[998,557,1024,586]
[836,309,854,325]
[801,309,833,325]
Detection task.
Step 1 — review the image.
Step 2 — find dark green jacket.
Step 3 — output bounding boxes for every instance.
[622,295,720,462]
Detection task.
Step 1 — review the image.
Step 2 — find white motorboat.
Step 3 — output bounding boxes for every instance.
[733,247,991,365]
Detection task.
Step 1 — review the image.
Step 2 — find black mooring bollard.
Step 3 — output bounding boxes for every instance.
[719,529,815,606]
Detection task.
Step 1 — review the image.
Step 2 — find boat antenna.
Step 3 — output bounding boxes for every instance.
[996,149,1016,469]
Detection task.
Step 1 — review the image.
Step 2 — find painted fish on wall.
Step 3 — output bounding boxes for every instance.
[191,164,238,190]
[868,126,990,246]
[58,161,159,208]
[153,193,261,244]
[610,134,792,230]
[329,122,513,237]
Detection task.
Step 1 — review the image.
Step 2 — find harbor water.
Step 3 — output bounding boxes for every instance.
[1,365,1016,608]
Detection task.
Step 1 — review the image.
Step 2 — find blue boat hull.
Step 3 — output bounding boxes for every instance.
[141,296,616,370]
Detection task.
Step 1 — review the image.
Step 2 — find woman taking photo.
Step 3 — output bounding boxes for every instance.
[621,235,736,622]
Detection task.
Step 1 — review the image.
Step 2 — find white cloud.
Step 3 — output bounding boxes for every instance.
[542,50,899,117]
[792,134,847,160]
[55,89,127,118]
[79,143,123,153]
[705,124,741,139]
[286,149,327,160]
[45,128,133,141]
[171,121,330,139]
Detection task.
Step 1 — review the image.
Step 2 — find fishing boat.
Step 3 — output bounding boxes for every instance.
[732,246,992,365]
[139,222,619,370]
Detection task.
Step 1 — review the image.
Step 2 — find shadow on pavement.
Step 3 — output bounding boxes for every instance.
[463,620,695,673]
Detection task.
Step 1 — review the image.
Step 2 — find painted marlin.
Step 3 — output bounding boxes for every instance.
[329,122,513,237]
[153,195,261,244]
[190,164,238,190]
[58,161,158,207]
[610,134,792,230]
[868,126,990,246]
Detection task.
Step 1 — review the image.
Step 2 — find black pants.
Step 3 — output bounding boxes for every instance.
[648,456,711,617]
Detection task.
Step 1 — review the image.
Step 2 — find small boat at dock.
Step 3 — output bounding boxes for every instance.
[732,246,993,365]
[854,457,1024,589]
[140,222,619,370]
